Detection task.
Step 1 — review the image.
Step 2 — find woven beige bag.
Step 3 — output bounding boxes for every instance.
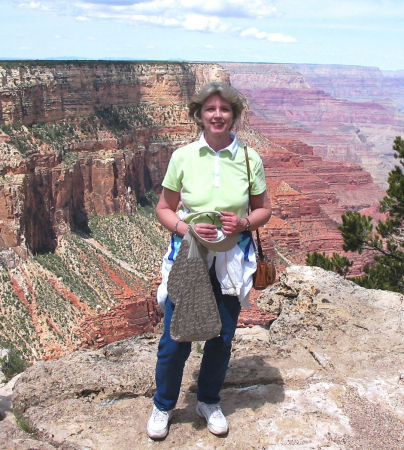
[168,229,222,342]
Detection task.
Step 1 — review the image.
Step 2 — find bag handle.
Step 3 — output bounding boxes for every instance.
[244,145,264,260]
[186,210,223,222]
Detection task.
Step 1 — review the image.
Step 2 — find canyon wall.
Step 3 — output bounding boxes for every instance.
[1,61,384,263]
[0,62,227,124]
[291,64,404,110]
[227,63,388,268]
[222,62,404,190]
[0,62,228,255]
[0,62,230,358]
[0,61,394,359]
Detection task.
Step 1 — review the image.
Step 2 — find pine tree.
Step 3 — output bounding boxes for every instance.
[307,136,404,293]
[306,252,353,278]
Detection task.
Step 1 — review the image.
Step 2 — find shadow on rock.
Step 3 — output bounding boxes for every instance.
[0,393,12,420]
[180,354,284,428]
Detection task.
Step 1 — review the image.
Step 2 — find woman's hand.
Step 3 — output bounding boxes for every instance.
[220,211,245,235]
[193,223,218,241]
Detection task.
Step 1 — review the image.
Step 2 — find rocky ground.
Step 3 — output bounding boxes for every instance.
[1,265,404,449]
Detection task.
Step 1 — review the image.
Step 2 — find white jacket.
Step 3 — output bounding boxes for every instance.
[157,233,256,311]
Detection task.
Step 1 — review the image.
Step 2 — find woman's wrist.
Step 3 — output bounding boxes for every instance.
[173,219,182,236]
[238,217,251,232]
[173,219,187,236]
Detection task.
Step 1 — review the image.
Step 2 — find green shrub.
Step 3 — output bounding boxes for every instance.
[0,342,30,381]
[95,104,153,132]
[14,412,35,433]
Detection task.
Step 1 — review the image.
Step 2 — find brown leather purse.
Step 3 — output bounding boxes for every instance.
[244,146,276,289]
[253,226,277,289]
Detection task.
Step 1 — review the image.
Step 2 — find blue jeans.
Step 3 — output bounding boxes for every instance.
[154,262,241,411]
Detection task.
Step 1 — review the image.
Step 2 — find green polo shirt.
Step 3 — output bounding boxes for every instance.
[162,135,267,227]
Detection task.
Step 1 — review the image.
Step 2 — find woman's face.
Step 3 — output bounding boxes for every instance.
[200,94,234,140]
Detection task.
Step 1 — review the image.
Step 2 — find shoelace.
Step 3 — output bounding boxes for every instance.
[152,408,169,423]
[205,404,223,418]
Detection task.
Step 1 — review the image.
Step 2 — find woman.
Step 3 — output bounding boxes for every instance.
[147,82,271,439]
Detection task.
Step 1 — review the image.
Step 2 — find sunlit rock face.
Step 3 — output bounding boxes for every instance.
[0,61,395,360]
[0,62,229,358]
[0,62,229,254]
[6,266,404,450]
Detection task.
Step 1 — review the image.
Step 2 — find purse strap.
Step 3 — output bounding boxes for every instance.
[244,145,264,260]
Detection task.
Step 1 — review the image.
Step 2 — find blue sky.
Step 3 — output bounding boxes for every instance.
[1,0,404,70]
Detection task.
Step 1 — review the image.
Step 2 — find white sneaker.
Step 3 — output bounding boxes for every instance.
[147,404,173,439]
[196,401,229,435]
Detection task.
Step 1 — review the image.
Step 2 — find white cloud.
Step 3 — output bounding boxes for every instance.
[16,0,280,22]
[68,0,292,41]
[74,0,279,19]
[17,1,52,10]
[12,0,295,42]
[183,14,231,33]
[18,1,39,8]
[179,0,279,19]
[98,13,181,27]
[81,1,152,4]
[240,27,296,42]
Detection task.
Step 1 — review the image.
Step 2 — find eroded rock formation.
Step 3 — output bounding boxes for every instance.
[0,62,279,359]
[291,64,404,110]
[223,62,404,189]
[0,62,229,255]
[0,61,399,361]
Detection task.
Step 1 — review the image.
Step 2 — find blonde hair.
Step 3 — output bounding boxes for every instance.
[188,82,245,129]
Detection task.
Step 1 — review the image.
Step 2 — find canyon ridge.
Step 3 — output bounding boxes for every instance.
[0,60,403,361]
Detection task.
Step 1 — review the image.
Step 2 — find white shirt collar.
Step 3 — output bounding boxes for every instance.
[198,132,239,158]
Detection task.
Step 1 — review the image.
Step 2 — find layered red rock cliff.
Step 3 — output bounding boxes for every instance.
[0,61,395,358]
[290,64,404,110]
[0,62,228,255]
[222,62,404,190]
[0,62,232,357]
